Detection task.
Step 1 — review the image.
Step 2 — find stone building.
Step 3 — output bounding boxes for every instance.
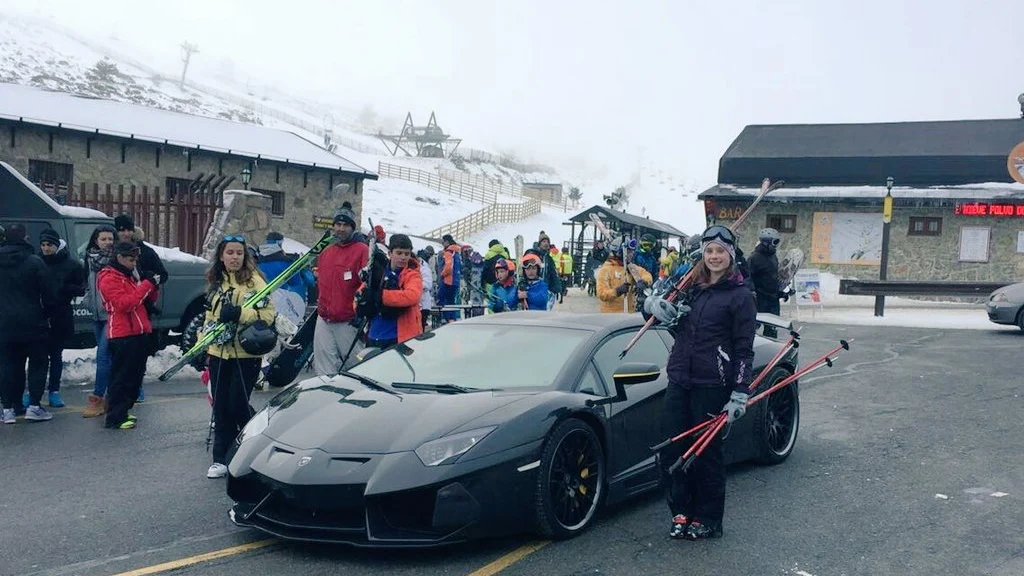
[700,120,1024,283]
[522,182,563,204]
[0,82,377,252]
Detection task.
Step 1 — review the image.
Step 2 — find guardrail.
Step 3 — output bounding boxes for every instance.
[838,279,1011,297]
[379,162,496,204]
[423,199,542,240]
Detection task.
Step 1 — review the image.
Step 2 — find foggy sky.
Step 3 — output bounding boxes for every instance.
[7,0,1024,189]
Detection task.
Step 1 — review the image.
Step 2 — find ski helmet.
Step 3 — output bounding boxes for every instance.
[758,227,781,244]
[239,320,278,356]
[684,234,702,258]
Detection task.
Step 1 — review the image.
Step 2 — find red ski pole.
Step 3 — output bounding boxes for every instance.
[649,330,800,453]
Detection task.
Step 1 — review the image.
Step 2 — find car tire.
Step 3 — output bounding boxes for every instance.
[179,311,209,372]
[1017,307,1024,332]
[754,366,800,465]
[532,418,605,540]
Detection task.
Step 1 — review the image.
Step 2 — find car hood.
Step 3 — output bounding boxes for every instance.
[263,374,530,454]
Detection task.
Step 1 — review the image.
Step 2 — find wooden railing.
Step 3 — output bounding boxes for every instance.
[423,199,541,240]
[378,162,496,204]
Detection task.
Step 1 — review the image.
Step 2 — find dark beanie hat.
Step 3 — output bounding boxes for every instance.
[333,206,357,228]
[488,239,500,247]
[40,228,61,245]
[538,230,550,242]
[441,233,455,245]
[388,233,413,251]
[7,223,27,243]
[113,241,140,257]
[265,231,284,244]
[114,214,134,231]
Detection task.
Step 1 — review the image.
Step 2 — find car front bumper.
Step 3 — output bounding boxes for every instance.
[227,436,544,547]
[985,301,1019,325]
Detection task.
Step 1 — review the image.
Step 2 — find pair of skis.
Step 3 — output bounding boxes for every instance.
[158,231,335,381]
[619,177,785,359]
[588,213,646,312]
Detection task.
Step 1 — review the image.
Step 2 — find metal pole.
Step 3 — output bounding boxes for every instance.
[874,177,894,317]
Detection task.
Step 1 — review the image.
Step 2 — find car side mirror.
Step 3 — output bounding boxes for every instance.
[587,362,662,407]
[612,362,662,387]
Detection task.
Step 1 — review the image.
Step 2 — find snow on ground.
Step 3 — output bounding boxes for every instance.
[145,242,208,264]
[281,237,310,255]
[361,178,486,238]
[62,346,199,387]
[784,305,1011,331]
[460,207,572,253]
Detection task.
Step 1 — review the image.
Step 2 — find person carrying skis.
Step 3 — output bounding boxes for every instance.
[525,231,562,301]
[82,224,117,418]
[641,225,757,540]
[362,234,423,349]
[201,235,276,478]
[748,227,786,336]
[488,258,518,313]
[258,231,316,304]
[436,234,461,322]
[98,241,160,430]
[35,228,86,409]
[0,224,59,424]
[516,254,551,310]
[634,233,661,280]
[659,246,680,280]
[313,205,369,376]
[595,239,652,313]
[585,239,609,297]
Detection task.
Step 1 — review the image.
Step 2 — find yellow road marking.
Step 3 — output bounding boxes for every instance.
[466,540,550,576]
[109,539,276,576]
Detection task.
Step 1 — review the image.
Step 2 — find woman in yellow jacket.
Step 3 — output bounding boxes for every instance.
[596,249,653,313]
[202,235,276,479]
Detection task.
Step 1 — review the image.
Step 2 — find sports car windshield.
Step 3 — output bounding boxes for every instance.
[349,324,592,390]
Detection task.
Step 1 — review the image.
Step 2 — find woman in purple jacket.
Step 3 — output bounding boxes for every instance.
[643,225,757,540]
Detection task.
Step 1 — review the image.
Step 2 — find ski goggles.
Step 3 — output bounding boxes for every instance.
[764,238,781,246]
[639,240,655,250]
[701,226,735,246]
[222,234,246,243]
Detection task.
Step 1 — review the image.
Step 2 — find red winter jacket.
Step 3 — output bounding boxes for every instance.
[379,258,424,343]
[98,263,158,339]
[317,239,369,323]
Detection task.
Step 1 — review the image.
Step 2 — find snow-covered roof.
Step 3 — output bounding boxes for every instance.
[699,182,1024,202]
[0,83,375,178]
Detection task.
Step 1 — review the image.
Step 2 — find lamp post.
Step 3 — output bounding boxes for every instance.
[241,165,252,190]
[875,176,894,317]
[1018,93,1024,118]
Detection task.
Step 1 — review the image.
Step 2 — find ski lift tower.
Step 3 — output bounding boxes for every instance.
[378,112,462,158]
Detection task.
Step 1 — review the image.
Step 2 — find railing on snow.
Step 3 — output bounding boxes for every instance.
[423,199,542,240]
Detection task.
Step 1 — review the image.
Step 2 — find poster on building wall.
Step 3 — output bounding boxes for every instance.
[1016,231,1024,254]
[809,212,882,266]
[793,268,823,306]
[958,226,990,262]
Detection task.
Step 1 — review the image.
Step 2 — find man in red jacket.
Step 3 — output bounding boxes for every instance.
[313,206,369,376]
[98,241,160,429]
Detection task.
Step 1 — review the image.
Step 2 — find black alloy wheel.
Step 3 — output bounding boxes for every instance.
[756,366,800,464]
[533,418,604,539]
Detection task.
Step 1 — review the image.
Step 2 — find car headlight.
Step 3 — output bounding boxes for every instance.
[414,426,496,466]
[237,408,270,444]
[989,292,1007,302]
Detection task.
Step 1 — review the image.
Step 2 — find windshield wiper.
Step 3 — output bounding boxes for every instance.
[339,371,401,397]
[390,381,478,394]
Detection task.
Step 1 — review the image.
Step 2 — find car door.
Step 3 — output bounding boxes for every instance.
[592,328,672,491]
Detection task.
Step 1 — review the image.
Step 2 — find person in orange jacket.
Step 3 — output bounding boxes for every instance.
[437,234,461,322]
[363,234,423,348]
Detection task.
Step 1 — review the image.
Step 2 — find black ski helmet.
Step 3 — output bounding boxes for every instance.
[239,320,277,356]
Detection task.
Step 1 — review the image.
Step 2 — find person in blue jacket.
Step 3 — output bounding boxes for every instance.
[487,258,518,313]
[517,254,551,310]
[257,232,315,303]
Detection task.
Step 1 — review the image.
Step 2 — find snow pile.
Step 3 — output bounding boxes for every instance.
[144,242,208,264]
[281,237,310,255]
[62,345,200,385]
[361,178,486,237]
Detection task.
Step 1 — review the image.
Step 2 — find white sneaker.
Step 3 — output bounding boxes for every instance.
[207,463,228,479]
[1,408,15,424]
[24,406,53,422]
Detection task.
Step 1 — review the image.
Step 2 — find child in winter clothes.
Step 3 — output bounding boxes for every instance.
[364,234,423,349]
[487,258,518,313]
[517,254,551,310]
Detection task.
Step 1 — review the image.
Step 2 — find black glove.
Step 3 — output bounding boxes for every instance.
[218,302,241,323]
[142,271,161,286]
[615,283,630,296]
[778,289,793,302]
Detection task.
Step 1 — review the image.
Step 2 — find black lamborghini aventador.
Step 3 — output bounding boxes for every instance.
[227,312,800,547]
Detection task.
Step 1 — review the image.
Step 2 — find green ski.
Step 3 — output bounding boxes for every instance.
[158,231,334,381]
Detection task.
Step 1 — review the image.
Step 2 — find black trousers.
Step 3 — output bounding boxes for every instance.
[47,336,64,393]
[209,356,260,465]
[660,383,731,525]
[0,341,47,409]
[106,335,149,427]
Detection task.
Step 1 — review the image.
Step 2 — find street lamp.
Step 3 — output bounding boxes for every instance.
[875,176,894,317]
[241,165,252,190]
[1018,93,1024,118]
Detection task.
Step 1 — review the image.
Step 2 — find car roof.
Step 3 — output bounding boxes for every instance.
[455,311,645,332]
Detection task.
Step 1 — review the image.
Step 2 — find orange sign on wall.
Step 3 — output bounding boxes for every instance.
[1009,141,1024,185]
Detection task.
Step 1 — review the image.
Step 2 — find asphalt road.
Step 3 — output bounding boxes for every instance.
[1,322,1022,576]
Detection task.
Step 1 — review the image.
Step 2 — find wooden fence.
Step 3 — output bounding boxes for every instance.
[423,199,541,240]
[378,162,497,204]
[65,183,222,255]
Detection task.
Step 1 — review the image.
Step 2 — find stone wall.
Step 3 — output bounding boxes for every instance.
[200,191,274,260]
[716,199,1024,283]
[0,121,366,247]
